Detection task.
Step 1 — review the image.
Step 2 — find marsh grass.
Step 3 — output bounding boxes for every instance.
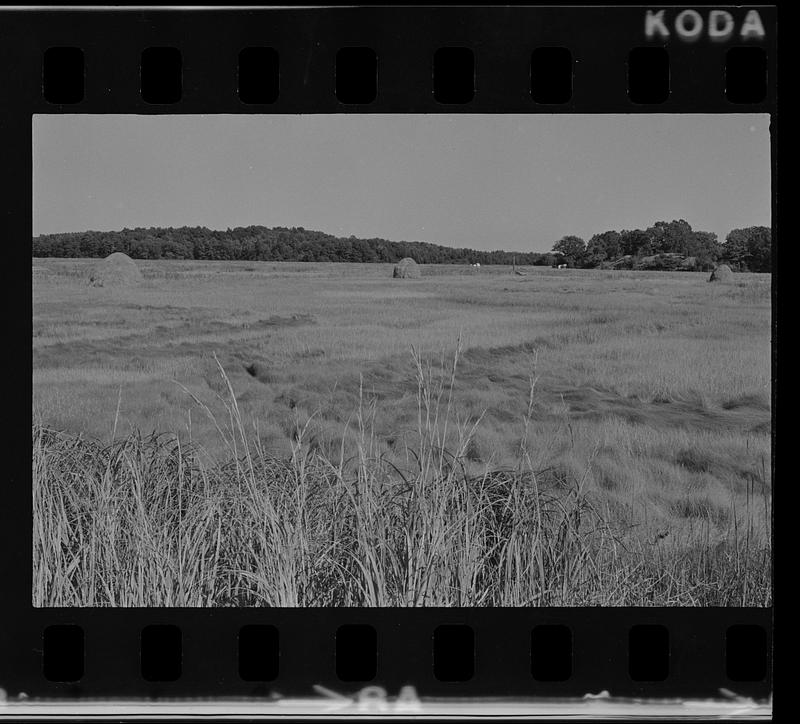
[33,262,771,462]
[33,351,771,607]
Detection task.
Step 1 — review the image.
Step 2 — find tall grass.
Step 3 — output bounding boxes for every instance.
[33,351,771,607]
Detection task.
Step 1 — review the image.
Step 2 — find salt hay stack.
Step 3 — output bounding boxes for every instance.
[708,264,733,282]
[393,257,421,279]
[88,252,143,288]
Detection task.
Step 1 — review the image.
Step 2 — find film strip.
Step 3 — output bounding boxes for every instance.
[3,4,775,719]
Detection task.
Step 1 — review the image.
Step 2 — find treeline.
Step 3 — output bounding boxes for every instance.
[32,220,772,272]
[552,220,771,272]
[31,226,550,266]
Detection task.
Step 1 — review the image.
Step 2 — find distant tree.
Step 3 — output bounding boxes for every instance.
[585,230,623,267]
[722,226,771,272]
[691,230,721,271]
[551,235,587,267]
[646,219,695,255]
[61,235,81,257]
[618,229,650,257]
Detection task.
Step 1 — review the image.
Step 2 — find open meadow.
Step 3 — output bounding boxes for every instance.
[32,259,772,606]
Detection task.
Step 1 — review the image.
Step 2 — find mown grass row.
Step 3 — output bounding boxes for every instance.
[33,351,771,607]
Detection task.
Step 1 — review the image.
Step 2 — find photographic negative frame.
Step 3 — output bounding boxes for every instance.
[3,4,776,718]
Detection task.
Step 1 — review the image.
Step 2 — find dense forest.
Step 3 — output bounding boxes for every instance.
[31,225,550,266]
[32,220,771,272]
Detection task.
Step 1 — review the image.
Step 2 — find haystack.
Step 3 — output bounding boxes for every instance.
[708,264,733,282]
[87,252,143,288]
[393,257,421,279]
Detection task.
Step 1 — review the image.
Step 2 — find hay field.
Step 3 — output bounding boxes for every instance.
[32,259,772,606]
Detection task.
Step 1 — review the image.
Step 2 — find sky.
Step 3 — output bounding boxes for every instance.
[33,114,771,253]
